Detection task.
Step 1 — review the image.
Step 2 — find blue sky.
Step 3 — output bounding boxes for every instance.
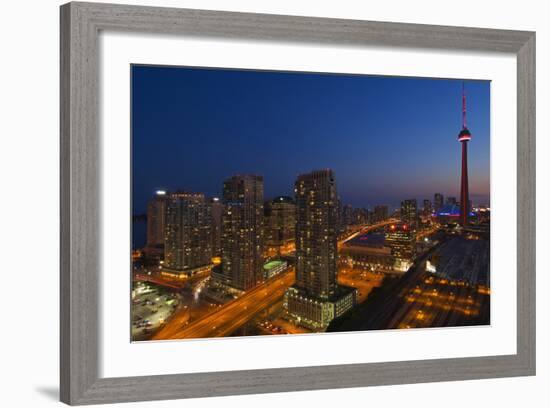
[132,65,490,214]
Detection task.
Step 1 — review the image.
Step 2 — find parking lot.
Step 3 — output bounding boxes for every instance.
[131,281,182,341]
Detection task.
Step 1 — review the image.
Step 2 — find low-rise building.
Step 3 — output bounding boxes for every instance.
[284,286,357,331]
[340,233,394,273]
[263,259,288,280]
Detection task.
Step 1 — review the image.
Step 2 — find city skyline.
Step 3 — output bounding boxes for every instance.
[132,65,491,216]
[131,66,491,341]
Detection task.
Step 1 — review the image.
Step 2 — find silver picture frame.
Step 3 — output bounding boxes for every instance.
[60,2,536,405]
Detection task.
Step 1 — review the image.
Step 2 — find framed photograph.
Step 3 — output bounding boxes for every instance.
[60,2,535,405]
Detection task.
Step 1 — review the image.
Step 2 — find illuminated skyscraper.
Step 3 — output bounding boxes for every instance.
[372,205,389,223]
[385,223,416,272]
[400,199,418,229]
[294,170,338,298]
[352,207,369,225]
[265,196,296,252]
[146,191,168,253]
[434,193,444,212]
[209,197,223,257]
[342,204,353,229]
[285,169,356,330]
[458,83,472,226]
[163,192,212,275]
[423,199,433,217]
[217,175,264,291]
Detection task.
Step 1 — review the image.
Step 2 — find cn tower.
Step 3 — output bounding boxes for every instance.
[458,83,471,226]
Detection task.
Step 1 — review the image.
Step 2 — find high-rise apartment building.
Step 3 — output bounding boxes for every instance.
[423,199,433,217]
[372,205,389,223]
[265,196,296,251]
[342,204,353,229]
[146,191,167,249]
[284,169,356,330]
[209,197,223,257]
[434,193,444,213]
[216,175,264,291]
[352,207,369,225]
[400,199,418,229]
[163,192,212,275]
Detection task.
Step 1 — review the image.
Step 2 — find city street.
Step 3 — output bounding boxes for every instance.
[153,268,296,340]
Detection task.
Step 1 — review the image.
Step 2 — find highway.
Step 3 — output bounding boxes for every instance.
[153,268,296,340]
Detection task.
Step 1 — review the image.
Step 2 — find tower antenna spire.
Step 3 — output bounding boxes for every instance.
[462,82,467,129]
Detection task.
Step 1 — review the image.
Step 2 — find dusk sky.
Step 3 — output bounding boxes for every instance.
[132,65,490,215]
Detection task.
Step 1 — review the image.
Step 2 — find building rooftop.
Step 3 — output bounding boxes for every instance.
[264,260,286,270]
[429,236,490,286]
[345,232,386,248]
[340,245,392,257]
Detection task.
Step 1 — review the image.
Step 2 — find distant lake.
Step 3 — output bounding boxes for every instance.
[132,219,146,249]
